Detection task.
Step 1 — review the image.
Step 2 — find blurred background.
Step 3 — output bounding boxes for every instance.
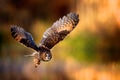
[0,0,120,80]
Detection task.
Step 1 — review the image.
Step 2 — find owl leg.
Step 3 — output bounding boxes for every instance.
[24,52,41,68]
[34,58,41,68]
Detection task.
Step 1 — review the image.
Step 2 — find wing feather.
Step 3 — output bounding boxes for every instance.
[39,13,79,49]
[11,25,39,51]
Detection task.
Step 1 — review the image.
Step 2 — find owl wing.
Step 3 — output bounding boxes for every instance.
[39,12,79,49]
[11,25,39,51]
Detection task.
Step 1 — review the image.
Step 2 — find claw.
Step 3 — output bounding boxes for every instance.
[34,58,40,68]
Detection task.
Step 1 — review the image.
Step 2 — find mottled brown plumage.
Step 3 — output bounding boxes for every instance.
[11,12,79,67]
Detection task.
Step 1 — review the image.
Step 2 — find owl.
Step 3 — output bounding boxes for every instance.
[11,12,79,67]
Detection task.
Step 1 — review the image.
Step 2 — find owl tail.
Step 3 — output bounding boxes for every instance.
[24,52,38,57]
[24,54,34,57]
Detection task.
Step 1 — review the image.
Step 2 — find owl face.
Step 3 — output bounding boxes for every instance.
[33,50,52,67]
[34,51,52,62]
[40,50,52,61]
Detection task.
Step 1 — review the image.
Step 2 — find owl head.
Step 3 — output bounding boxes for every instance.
[40,49,52,62]
[39,46,52,61]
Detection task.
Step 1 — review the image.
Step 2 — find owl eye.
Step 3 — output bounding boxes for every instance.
[41,53,52,61]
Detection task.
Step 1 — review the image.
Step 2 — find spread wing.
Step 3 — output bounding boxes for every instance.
[11,25,39,51]
[39,12,79,49]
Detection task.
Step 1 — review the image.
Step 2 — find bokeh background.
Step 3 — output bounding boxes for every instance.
[0,0,120,80]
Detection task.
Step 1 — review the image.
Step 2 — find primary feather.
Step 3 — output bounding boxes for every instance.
[39,12,79,49]
[11,25,39,51]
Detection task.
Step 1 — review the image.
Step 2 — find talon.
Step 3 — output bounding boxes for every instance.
[34,58,40,68]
